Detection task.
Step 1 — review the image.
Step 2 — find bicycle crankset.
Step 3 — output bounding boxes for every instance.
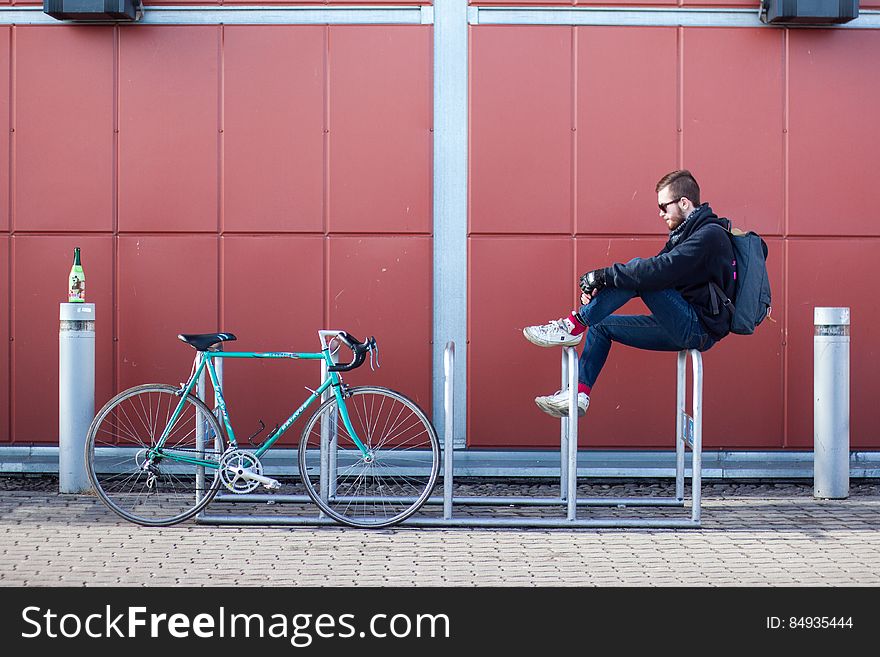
[219,449,280,493]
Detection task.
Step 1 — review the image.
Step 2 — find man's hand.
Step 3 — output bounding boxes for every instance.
[579,269,606,300]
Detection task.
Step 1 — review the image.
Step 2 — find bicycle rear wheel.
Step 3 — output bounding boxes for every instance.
[298,386,440,528]
[85,384,225,526]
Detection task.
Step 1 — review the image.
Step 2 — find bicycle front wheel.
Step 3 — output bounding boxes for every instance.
[298,386,440,528]
[85,384,225,526]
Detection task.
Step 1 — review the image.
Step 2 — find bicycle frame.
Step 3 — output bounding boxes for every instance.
[149,345,368,468]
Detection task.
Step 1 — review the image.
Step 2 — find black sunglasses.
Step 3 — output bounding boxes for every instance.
[658,198,681,213]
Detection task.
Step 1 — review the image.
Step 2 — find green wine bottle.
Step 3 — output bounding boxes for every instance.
[68,247,85,303]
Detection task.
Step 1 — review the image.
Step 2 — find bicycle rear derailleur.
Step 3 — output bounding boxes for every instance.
[219,448,280,494]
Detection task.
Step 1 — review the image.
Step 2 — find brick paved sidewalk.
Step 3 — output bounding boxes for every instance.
[1,477,878,587]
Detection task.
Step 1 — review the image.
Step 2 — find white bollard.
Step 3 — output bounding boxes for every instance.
[813,307,850,499]
[59,303,96,493]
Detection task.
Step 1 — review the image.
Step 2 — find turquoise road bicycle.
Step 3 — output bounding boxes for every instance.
[84,330,441,529]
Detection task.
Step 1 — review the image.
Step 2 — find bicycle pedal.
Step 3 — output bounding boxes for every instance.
[263,479,281,491]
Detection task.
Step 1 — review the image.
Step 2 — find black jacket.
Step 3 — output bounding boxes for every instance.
[603,203,736,340]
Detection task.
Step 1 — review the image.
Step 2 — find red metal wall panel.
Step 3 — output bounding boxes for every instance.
[222,1,432,4]
[327,236,432,414]
[575,1,680,7]
[116,235,218,393]
[470,26,572,235]
[11,236,114,443]
[789,30,880,237]
[694,236,785,448]
[118,27,219,233]
[575,237,678,448]
[683,27,784,235]
[220,235,324,446]
[3,21,880,456]
[328,26,432,234]
[469,236,574,447]
[468,23,880,450]
[14,27,114,233]
[576,26,677,235]
[475,2,681,5]
[223,26,324,233]
[680,0,756,6]
[0,237,8,443]
[786,239,879,449]
[472,1,762,4]
[0,27,9,233]
[324,0,432,3]
[139,0,220,5]
[476,0,583,5]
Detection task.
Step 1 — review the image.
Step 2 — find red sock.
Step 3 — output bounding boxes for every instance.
[568,312,587,336]
[578,382,591,396]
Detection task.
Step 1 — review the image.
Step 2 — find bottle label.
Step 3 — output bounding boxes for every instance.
[69,266,85,303]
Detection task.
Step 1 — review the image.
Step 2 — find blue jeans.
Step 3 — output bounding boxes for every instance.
[575,287,715,389]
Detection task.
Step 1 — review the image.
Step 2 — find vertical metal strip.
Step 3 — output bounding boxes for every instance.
[691,350,703,523]
[217,25,225,332]
[319,353,330,511]
[432,0,468,450]
[566,347,578,521]
[197,357,207,503]
[675,350,686,500]
[443,341,454,519]
[7,27,14,447]
[560,348,569,499]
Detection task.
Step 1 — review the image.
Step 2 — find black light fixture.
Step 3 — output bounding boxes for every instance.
[43,0,144,22]
[760,0,859,25]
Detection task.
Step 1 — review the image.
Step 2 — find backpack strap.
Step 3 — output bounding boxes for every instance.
[708,280,734,316]
[704,221,735,317]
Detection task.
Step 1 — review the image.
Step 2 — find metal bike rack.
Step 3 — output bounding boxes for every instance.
[198,340,703,529]
[400,343,703,528]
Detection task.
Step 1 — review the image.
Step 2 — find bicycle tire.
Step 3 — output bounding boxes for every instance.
[85,383,225,526]
[298,386,440,528]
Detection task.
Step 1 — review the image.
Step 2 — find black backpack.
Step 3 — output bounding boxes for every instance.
[708,224,772,335]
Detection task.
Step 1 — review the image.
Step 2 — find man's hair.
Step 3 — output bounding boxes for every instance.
[656,170,700,206]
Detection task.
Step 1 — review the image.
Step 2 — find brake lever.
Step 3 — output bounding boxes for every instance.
[369,339,380,371]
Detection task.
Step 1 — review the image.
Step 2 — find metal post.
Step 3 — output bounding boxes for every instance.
[814,307,850,499]
[432,0,468,452]
[566,347,578,521]
[319,353,331,505]
[560,349,569,499]
[443,342,455,519]
[196,359,206,502]
[690,350,703,522]
[59,303,95,493]
[215,352,223,391]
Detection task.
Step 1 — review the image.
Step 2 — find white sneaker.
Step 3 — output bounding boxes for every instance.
[535,389,590,417]
[523,318,582,347]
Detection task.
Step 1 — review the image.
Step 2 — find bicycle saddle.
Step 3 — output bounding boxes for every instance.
[177,332,237,351]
